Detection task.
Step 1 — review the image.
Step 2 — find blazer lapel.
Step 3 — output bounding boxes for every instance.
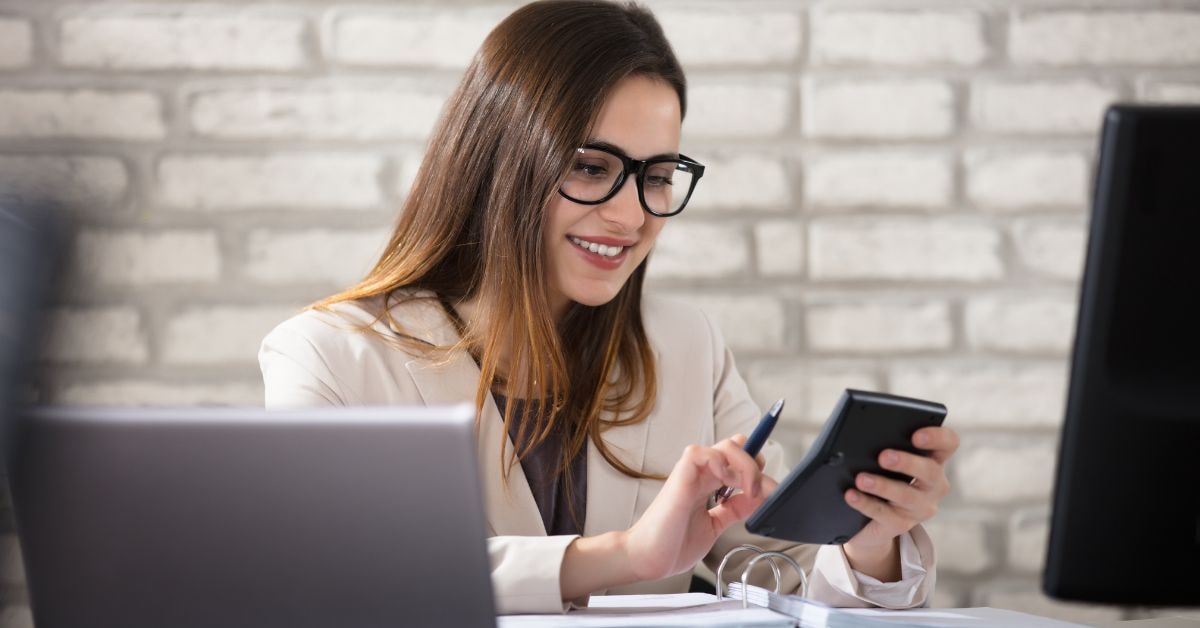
[393,298,545,538]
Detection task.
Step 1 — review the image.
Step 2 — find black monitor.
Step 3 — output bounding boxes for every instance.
[1043,105,1200,606]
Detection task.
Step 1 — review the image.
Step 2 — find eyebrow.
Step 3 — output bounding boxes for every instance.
[584,139,679,161]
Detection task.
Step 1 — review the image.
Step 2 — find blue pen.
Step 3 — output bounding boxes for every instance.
[713,398,784,505]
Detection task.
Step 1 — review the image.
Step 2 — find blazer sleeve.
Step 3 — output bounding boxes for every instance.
[696,310,936,609]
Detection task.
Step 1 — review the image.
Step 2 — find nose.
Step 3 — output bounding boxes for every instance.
[595,174,645,232]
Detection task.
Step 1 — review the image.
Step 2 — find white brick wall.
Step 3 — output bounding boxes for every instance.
[804,152,952,209]
[0,90,165,140]
[328,8,505,68]
[189,86,450,140]
[60,12,307,70]
[806,300,952,353]
[811,10,986,67]
[809,219,1003,281]
[14,1,1192,621]
[74,230,221,285]
[158,154,385,210]
[1010,12,1200,66]
[965,151,1088,210]
[648,222,750,279]
[162,305,299,365]
[43,307,149,365]
[970,80,1118,135]
[0,18,33,68]
[659,10,802,67]
[803,78,955,139]
[890,363,1068,428]
[244,229,388,286]
[683,79,792,139]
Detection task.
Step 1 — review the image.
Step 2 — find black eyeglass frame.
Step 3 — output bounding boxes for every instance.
[557,144,706,217]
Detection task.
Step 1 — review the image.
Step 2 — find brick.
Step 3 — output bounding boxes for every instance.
[330,8,504,68]
[971,80,1117,135]
[1008,508,1050,572]
[753,220,804,276]
[648,222,750,279]
[43,307,148,365]
[965,296,1077,354]
[1139,81,1200,103]
[1013,218,1087,281]
[0,606,32,628]
[658,10,801,66]
[683,79,791,139]
[921,511,993,574]
[666,293,785,353]
[162,305,298,365]
[393,152,424,200]
[804,152,952,209]
[0,535,22,585]
[0,155,128,211]
[74,230,220,285]
[745,361,879,427]
[685,153,790,212]
[158,154,384,210]
[807,301,952,353]
[812,10,986,67]
[0,18,33,68]
[975,585,1123,624]
[190,86,449,141]
[803,78,954,139]
[953,440,1057,503]
[890,363,1068,428]
[60,13,306,70]
[1011,12,1200,66]
[244,229,388,287]
[0,90,164,140]
[809,219,1003,282]
[965,151,1089,210]
[53,380,263,406]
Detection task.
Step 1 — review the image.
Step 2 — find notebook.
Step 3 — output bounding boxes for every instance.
[8,404,497,628]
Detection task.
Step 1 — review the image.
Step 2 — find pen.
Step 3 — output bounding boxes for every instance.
[713,398,784,506]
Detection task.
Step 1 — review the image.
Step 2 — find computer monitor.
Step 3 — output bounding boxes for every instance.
[1043,105,1200,606]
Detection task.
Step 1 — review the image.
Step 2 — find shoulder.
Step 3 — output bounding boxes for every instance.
[641,294,723,349]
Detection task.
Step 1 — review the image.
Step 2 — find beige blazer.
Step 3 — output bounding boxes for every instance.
[259,292,935,614]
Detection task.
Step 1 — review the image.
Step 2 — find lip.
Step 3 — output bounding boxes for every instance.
[568,235,637,247]
[566,235,631,270]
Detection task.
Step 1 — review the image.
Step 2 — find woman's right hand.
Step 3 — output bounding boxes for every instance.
[559,434,773,600]
[620,434,772,581]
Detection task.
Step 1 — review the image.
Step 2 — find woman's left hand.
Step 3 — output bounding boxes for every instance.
[841,425,959,581]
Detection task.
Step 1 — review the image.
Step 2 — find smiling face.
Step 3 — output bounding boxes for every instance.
[544,75,682,317]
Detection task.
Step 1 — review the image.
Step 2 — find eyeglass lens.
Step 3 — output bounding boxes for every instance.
[561,147,697,215]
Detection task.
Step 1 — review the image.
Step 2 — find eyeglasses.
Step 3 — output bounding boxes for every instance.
[558,143,706,217]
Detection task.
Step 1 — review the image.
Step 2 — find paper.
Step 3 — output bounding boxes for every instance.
[498,593,795,627]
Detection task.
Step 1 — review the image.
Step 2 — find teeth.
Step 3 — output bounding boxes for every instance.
[571,237,625,258]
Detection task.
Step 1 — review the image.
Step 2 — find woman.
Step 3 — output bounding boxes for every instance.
[260,0,959,615]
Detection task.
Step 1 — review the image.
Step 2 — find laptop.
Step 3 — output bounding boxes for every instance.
[8,404,497,628]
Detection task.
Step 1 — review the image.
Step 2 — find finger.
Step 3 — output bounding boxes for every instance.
[844,488,915,538]
[713,438,762,497]
[679,444,736,490]
[710,491,763,525]
[912,426,959,463]
[854,472,937,521]
[879,449,947,496]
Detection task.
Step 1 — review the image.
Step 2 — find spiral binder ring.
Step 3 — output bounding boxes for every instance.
[715,544,808,608]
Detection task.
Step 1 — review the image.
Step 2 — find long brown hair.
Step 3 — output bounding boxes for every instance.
[314,1,687,485]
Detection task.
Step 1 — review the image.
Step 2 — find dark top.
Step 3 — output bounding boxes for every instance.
[494,394,587,536]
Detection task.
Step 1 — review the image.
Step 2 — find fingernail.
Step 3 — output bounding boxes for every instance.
[884,451,899,466]
[860,474,875,488]
[847,490,860,503]
[914,432,930,447]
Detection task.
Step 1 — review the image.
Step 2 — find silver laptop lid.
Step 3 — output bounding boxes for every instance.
[9,404,496,628]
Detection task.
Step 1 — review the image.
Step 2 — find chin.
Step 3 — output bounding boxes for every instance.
[565,284,624,309]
